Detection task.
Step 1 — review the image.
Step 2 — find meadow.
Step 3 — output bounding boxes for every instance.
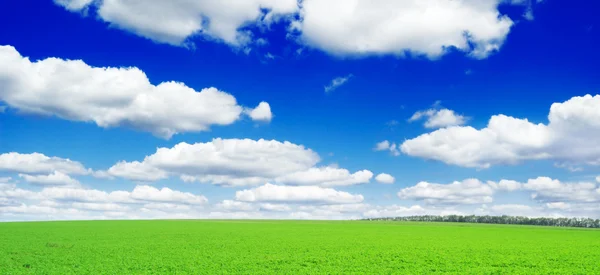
[0,220,599,274]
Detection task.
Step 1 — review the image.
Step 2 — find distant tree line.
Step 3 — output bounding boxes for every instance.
[363,215,600,228]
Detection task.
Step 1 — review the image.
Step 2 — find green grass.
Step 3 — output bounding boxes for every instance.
[1,220,599,274]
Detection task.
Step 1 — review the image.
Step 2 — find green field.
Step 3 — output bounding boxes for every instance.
[1,220,599,274]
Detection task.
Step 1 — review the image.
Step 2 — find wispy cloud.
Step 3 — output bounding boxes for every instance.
[265,52,276,60]
[324,74,353,93]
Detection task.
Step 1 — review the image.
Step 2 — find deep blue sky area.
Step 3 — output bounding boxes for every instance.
[0,0,599,220]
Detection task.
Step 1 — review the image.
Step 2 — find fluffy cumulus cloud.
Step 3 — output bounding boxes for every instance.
[0,45,271,139]
[294,0,526,58]
[392,175,600,218]
[523,177,600,204]
[488,179,522,192]
[214,200,292,213]
[18,171,80,187]
[275,167,373,187]
[0,152,90,175]
[235,183,364,204]
[398,179,495,205]
[375,173,395,184]
[129,185,208,205]
[54,0,93,11]
[55,0,534,58]
[215,200,257,212]
[3,173,600,220]
[101,138,374,187]
[0,183,209,220]
[409,108,468,129]
[0,184,41,201]
[245,102,273,122]
[104,139,319,185]
[36,185,208,205]
[106,161,169,182]
[400,95,600,169]
[54,0,298,46]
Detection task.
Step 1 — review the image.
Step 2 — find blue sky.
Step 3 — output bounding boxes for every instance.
[0,0,599,220]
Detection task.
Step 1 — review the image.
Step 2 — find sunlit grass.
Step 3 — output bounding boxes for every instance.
[1,220,598,274]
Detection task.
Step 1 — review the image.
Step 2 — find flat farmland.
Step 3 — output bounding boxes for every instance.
[0,220,598,274]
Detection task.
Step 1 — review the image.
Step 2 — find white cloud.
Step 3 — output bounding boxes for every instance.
[55,1,535,59]
[181,175,269,187]
[0,152,89,175]
[102,139,373,188]
[523,177,599,203]
[213,200,293,213]
[324,74,353,93]
[374,140,401,156]
[235,183,364,204]
[245,102,273,122]
[392,176,599,213]
[54,0,93,12]
[308,203,370,214]
[215,200,257,212]
[401,95,600,168]
[143,139,318,178]
[130,185,208,205]
[0,184,41,200]
[375,173,395,184]
[1,182,215,220]
[398,179,494,205]
[103,138,319,186]
[553,162,584,172]
[41,187,134,204]
[18,171,80,186]
[596,176,600,183]
[71,202,129,212]
[142,203,192,212]
[3,175,599,220]
[106,161,168,182]
[2,184,208,220]
[0,203,82,216]
[487,179,522,191]
[374,140,391,151]
[38,185,208,205]
[0,45,269,139]
[546,202,571,210]
[55,0,298,46]
[275,167,373,187]
[409,108,468,129]
[295,0,525,59]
